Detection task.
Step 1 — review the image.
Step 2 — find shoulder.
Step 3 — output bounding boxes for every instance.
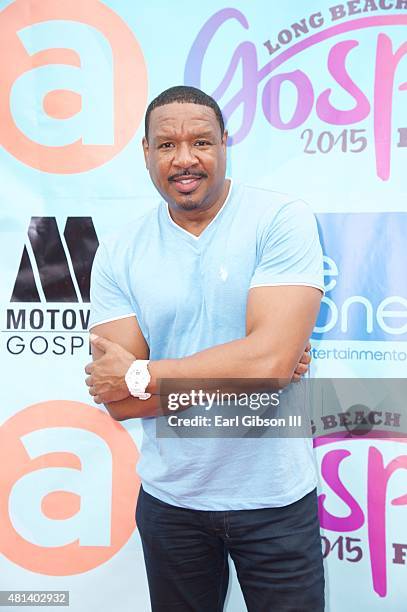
[239,183,296,209]
[96,204,161,265]
[235,183,316,230]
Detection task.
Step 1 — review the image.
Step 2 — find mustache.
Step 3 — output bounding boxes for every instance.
[168,171,207,181]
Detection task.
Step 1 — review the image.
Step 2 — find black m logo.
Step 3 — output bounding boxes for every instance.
[11,217,99,302]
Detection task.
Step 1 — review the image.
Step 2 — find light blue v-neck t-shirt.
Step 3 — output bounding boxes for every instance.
[89,181,324,510]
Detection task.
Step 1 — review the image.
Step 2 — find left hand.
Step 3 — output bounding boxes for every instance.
[85,335,135,404]
[291,341,312,382]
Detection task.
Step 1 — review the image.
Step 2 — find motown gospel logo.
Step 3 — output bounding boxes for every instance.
[4,217,99,356]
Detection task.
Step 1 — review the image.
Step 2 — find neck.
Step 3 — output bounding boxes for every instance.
[168,179,231,237]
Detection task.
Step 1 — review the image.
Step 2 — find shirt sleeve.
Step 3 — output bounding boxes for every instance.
[88,242,136,330]
[250,199,324,292]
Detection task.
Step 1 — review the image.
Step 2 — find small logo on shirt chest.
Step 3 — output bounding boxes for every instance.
[219,266,229,282]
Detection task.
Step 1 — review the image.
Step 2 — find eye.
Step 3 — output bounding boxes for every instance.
[159,142,174,149]
[195,140,211,146]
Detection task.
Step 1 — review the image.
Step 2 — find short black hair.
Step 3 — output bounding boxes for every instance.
[144,85,224,140]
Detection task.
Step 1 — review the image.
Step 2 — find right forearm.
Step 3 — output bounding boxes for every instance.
[105,394,161,420]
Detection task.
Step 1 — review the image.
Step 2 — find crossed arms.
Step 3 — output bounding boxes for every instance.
[85,284,322,421]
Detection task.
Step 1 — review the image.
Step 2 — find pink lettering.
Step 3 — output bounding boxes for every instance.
[367,446,407,597]
[318,449,364,531]
[262,70,314,129]
[187,9,407,181]
[374,34,407,180]
[317,40,370,124]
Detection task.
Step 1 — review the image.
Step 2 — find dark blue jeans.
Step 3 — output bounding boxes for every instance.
[136,487,325,612]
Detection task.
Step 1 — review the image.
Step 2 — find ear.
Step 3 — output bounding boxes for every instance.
[142,136,149,170]
[221,129,228,151]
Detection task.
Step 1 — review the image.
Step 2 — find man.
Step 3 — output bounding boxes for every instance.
[85,86,325,611]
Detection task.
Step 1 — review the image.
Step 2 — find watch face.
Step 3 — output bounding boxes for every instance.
[125,361,151,397]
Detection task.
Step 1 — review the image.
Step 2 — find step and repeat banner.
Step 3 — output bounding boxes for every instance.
[0,1,406,610]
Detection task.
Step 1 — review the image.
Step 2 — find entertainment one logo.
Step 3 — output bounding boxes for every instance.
[0,0,147,173]
[4,217,99,357]
[314,212,407,342]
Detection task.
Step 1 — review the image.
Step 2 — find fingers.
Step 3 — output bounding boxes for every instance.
[88,386,102,404]
[84,363,93,375]
[293,344,313,382]
[87,383,108,403]
[84,358,104,404]
[299,352,311,365]
[294,362,308,376]
[90,334,113,352]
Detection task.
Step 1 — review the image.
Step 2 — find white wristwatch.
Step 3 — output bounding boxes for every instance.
[125,360,151,400]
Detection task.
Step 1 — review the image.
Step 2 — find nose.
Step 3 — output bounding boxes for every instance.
[172,142,198,169]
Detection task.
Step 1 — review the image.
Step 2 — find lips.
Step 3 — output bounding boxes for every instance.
[171,176,203,194]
